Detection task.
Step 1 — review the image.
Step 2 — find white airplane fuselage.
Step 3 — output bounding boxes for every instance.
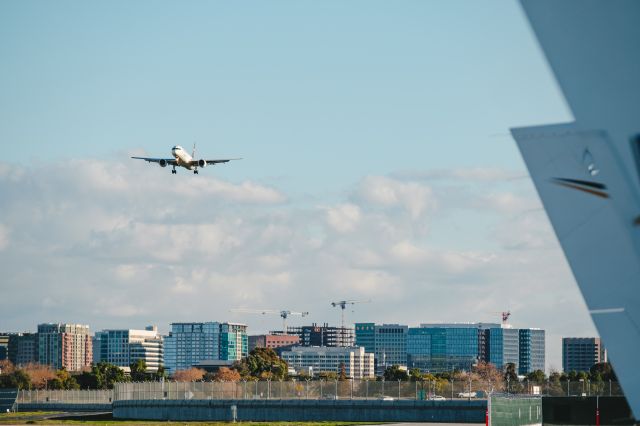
[172,146,195,170]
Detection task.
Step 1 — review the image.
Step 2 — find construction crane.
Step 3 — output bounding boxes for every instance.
[487,310,511,325]
[330,300,371,330]
[230,308,309,335]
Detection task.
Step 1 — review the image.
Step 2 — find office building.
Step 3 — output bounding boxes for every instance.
[8,333,38,366]
[487,325,520,371]
[94,326,163,372]
[220,323,248,361]
[408,324,481,373]
[276,323,355,347]
[281,346,374,379]
[248,334,300,351]
[164,322,247,374]
[355,323,408,373]
[0,335,8,361]
[37,323,92,371]
[519,328,545,374]
[562,337,607,373]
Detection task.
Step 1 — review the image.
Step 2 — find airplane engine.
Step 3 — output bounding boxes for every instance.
[198,159,207,168]
[159,159,168,168]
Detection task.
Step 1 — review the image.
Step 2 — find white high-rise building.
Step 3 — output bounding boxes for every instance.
[94,326,163,372]
[281,346,374,379]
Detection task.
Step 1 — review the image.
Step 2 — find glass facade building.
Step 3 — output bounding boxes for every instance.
[164,322,247,374]
[94,326,163,372]
[488,327,520,370]
[519,328,545,374]
[562,337,606,373]
[355,323,407,373]
[408,324,479,373]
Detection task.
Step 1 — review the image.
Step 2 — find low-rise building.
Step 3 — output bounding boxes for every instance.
[281,346,374,379]
[248,334,300,351]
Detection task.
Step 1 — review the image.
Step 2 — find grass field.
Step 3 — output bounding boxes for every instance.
[0,412,372,426]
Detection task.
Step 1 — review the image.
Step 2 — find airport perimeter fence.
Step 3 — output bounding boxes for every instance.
[15,389,113,405]
[8,379,626,406]
[507,379,625,397]
[114,379,490,401]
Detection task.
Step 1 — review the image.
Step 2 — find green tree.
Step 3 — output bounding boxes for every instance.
[152,366,168,382]
[130,359,148,382]
[526,370,546,383]
[503,363,518,383]
[0,369,30,390]
[383,365,409,381]
[78,362,128,389]
[233,348,288,380]
[409,368,424,382]
[47,369,80,390]
[590,362,617,382]
[317,371,338,381]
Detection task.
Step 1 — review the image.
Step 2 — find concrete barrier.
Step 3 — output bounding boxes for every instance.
[16,402,112,412]
[113,398,486,422]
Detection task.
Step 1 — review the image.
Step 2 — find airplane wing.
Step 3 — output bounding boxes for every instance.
[514,0,640,417]
[202,158,242,165]
[131,157,177,165]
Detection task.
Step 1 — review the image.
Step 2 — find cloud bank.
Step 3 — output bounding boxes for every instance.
[0,161,594,371]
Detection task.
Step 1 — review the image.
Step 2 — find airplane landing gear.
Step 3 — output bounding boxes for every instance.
[194,170,199,174]
[171,167,177,174]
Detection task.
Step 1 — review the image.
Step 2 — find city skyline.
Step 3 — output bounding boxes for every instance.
[0,1,595,374]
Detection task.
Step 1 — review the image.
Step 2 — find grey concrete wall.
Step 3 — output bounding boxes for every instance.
[113,399,486,423]
[16,402,112,412]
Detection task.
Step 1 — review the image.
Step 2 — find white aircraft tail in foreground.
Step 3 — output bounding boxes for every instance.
[513,0,640,417]
[132,145,241,174]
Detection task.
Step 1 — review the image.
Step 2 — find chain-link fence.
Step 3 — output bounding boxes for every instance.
[9,379,626,404]
[15,389,113,404]
[511,379,624,397]
[114,379,494,401]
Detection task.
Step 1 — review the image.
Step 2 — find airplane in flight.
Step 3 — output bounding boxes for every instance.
[132,145,240,174]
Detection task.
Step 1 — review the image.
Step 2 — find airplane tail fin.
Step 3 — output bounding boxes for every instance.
[512,123,640,409]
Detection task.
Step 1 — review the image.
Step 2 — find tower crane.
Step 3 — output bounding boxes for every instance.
[486,310,511,325]
[330,300,371,330]
[230,308,309,335]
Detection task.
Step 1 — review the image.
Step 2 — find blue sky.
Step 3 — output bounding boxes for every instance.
[0,1,588,371]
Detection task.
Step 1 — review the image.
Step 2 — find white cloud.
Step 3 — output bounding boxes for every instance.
[326,203,361,233]
[0,224,9,251]
[355,176,435,219]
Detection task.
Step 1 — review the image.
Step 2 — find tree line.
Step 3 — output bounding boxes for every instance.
[0,348,619,391]
[0,359,166,390]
